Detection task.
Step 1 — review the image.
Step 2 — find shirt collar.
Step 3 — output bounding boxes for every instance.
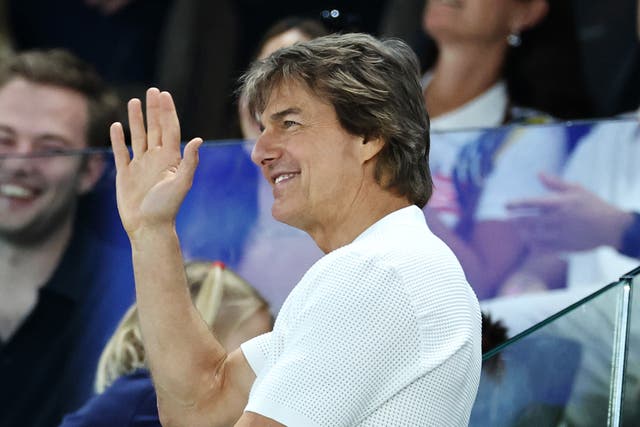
[422,71,508,132]
[353,205,426,244]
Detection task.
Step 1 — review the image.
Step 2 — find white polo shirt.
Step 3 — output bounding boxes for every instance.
[241,206,482,426]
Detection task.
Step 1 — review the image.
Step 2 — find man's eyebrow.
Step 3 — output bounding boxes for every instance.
[0,126,70,145]
[269,107,302,122]
[34,133,74,146]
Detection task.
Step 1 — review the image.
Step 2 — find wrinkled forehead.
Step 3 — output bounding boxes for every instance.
[253,76,319,117]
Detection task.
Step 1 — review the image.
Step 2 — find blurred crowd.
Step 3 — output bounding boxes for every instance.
[0,1,639,426]
[0,0,638,139]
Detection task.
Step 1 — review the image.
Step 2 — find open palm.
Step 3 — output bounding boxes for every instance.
[110,88,202,237]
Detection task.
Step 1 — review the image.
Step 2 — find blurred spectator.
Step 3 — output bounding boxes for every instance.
[7,0,172,100]
[478,118,640,426]
[405,0,590,297]
[155,0,238,140]
[480,121,640,423]
[0,50,134,427]
[384,2,588,301]
[60,261,273,427]
[501,119,640,295]
[486,0,640,296]
[5,1,393,140]
[425,123,569,298]
[479,26,640,417]
[382,0,591,124]
[5,0,240,141]
[238,16,329,140]
[423,0,590,127]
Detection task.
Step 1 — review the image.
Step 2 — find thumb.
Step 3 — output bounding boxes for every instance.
[178,138,203,183]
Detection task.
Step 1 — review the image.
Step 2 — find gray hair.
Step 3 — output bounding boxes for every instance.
[241,33,432,207]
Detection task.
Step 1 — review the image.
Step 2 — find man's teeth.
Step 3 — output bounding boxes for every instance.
[0,184,34,198]
[274,174,296,184]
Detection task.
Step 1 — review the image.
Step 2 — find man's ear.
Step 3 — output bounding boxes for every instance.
[360,135,385,163]
[77,153,106,195]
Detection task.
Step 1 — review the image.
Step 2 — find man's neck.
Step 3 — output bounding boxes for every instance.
[0,220,74,340]
[308,190,412,254]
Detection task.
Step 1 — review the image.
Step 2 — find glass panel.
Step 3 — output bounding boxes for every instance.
[621,267,640,426]
[471,281,627,427]
[3,118,638,422]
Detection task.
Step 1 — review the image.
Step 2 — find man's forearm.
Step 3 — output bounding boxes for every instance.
[130,224,228,408]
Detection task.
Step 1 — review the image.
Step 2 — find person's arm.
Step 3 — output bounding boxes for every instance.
[110,88,255,427]
[498,252,567,296]
[425,209,526,299]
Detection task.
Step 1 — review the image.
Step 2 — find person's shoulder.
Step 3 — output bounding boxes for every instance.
[315,209,467,292]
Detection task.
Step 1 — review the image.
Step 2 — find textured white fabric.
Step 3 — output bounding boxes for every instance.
[241,206,482,426]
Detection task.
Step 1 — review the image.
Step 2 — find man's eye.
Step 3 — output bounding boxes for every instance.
[0,137,13,153]
[283,120,299,128]
[35,138,71,154]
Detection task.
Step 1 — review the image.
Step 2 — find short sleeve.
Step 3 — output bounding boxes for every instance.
[244,253,424,427]
[241,332,273,377]
[475,125,568,221]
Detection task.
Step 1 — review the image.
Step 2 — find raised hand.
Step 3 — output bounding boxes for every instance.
[110,88,202,237]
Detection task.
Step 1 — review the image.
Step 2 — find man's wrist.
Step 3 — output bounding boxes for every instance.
[129,222,179,249]
[620,212,640,259]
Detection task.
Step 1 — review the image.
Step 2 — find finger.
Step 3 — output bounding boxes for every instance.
[178,138,203,185]
[538,173,576,192]
[159,91,181,151]
[507,197,559,212]
[127,98,147,158]
[110,122,130,170]
[146,88,162,149]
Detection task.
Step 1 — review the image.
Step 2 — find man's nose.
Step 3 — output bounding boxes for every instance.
[251,128,282,167]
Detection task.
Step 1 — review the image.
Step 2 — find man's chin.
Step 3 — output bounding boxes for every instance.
[0,215,74,247]
[271,205,302,229]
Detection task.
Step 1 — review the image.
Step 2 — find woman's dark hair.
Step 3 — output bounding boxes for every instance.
[505,0,593,119]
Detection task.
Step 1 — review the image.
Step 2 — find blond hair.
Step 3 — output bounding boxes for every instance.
[94,261,270,393]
